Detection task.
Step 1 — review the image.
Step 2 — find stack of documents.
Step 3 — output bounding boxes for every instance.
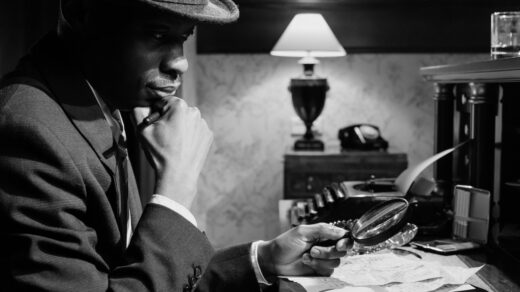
[284,252,483,292]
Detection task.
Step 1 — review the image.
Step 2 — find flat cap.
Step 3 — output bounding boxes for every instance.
[134,0,239,23]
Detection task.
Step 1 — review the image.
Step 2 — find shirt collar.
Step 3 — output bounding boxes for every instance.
[86,80,126,140]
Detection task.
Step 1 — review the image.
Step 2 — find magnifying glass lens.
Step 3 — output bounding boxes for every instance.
[352,199,409,245]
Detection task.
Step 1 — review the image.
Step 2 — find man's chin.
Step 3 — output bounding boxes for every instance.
[110,92,173,111]
[113,98,157,111]
[118,103,151,111]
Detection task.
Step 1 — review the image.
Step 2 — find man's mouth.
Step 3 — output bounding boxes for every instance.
[147,79,181,96]
[151,86,177,94]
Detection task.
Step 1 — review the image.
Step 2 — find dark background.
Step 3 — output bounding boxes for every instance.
[2,0,520,69]
[0,1,58,76]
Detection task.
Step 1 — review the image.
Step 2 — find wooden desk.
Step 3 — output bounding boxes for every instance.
[458,247,520,292]
[276,247,520,292]
[420,58,520,258]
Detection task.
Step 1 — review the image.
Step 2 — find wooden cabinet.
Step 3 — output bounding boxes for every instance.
[421,57,520,260]
[283,148,407,199]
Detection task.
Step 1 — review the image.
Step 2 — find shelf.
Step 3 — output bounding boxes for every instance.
[420,57,520,83]
[505,181,520,188]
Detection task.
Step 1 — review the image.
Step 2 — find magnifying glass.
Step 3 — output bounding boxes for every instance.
[317,198,418,254]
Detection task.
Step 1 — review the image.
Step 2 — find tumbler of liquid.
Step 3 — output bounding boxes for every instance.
[491,12,520,59]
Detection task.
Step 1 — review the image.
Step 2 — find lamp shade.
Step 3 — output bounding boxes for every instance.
[271,13,346,58]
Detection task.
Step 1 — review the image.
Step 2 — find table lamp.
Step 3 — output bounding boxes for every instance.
[271,13,346,151]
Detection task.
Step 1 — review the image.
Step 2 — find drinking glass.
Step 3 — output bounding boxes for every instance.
[491,12,520,59]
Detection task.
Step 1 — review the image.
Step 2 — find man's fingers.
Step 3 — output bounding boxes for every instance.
[188,106,201,119]
[301,253,339,276]
[313,267,335,277]
[132,98,185,131]
[298,223,347,243]
[151,98,169,114]
[309,245,346,260]
[336,238,353,252]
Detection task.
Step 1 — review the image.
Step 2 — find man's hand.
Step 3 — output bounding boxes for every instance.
[257,223,352,278]
[132,97,213,209]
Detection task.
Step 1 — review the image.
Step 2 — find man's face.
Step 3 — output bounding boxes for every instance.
[81,3,195,110]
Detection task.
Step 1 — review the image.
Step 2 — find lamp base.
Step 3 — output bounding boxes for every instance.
[294,138,324,151]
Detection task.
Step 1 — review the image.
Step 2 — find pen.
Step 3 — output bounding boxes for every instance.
[138,100,168,131]
[142,111,161,126]
[392,247,422,259]
[137,112,161,131]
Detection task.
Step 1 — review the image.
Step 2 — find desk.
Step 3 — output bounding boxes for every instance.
[458,248,520,292]
[275,247,520,292]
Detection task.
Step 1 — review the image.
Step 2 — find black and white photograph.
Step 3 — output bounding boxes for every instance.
[1,0,519,291]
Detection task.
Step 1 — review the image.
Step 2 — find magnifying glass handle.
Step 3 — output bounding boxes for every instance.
[314,219,354,247]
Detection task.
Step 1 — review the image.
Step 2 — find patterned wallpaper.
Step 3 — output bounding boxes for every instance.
[191,53,487,249]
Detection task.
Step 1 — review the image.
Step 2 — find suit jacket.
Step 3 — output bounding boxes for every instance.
[0,32,259,292]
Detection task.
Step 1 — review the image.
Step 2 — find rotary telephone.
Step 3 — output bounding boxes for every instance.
[338,124,389,151]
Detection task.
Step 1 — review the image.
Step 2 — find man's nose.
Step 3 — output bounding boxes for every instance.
[160,54,189,77]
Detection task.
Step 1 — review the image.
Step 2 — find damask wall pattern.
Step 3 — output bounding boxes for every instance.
[192,54,486,248]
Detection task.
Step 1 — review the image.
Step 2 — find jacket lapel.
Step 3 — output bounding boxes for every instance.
[29,33,144,240]
[32,33,116,175]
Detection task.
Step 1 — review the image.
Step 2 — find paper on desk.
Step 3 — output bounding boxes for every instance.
[380,275,482,292]
[324,281,477,292]
[333,253,438,286]
[284,252,482,292]
[434,263,483,286]
[394,140,469,194]
[383,278,453,292]
[280,277,347,292]
[450,284,480,291]
[334,253,482,286]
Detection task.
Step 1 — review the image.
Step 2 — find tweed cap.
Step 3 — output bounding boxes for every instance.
[133,0,239,23]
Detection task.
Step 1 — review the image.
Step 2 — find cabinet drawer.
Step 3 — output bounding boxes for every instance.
[283,151,407,199]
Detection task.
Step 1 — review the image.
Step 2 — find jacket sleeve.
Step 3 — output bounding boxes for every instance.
[195,243,261,292]
[113,204,215,291]
[0,109,214,291]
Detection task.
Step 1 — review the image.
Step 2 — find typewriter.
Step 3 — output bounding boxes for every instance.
[287,177,404,225]
[285,176,449,237]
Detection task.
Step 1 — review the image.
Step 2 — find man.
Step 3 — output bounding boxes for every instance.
[0,0,350,291]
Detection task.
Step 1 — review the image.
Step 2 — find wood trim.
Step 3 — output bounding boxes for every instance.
[421,58,520,83]
[197,0,520,54]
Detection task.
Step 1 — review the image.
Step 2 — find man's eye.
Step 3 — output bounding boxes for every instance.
[152,32,165,40]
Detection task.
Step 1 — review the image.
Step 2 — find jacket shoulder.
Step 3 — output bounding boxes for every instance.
[1,83,59,115]
[0,83,73,138]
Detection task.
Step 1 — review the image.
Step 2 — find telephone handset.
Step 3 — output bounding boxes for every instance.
[338,124,388,151]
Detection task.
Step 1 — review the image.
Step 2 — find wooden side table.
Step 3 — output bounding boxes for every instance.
[283,148,407,199]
